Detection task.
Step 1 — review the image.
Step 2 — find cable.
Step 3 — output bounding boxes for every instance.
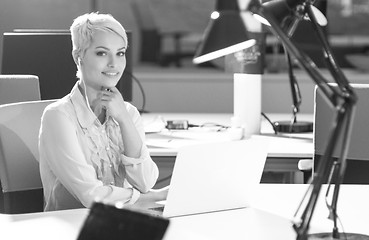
[198,122,230,132]
[261,112,278,134]
[125,71,148,114]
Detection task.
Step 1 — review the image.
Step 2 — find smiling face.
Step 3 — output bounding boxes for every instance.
[80,30,126,92]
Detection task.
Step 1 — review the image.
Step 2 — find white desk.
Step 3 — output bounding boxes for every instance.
[2,184,368,239]
[143,113,314,184]
[144,113,313,157]
[166,184,369,239]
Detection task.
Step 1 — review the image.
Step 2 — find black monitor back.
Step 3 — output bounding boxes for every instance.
[314,84,369,184]
[1,31,132,101]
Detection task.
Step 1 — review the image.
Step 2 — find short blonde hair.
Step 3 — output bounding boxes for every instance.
[70,12,128,78]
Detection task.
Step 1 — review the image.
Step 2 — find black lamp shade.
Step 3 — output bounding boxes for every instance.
[193,0,256,64]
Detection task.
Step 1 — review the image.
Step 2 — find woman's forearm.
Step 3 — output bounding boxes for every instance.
[118,117,143,158]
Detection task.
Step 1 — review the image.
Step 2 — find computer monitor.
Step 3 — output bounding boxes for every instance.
[314,84,369,184]
[1,30,133,101]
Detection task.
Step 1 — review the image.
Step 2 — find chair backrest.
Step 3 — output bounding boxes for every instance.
[0,99,55,213]
[314,84,369,184]
[0,75,41,104]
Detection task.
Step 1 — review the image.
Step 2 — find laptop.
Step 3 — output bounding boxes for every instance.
[147,138,268,218]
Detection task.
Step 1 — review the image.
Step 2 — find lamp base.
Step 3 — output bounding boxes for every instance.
[273,120,313,133]
[308,232,369,240]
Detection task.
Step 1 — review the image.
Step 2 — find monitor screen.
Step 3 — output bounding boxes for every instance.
[1,30,133,101]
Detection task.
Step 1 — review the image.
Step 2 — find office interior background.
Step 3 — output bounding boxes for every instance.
[1,0,369,199]
[1,2,369,238]
[1,0,368,115]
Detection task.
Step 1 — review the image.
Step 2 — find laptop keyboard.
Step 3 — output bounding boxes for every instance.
[149,206,165,212]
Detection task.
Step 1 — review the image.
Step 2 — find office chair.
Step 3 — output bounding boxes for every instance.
[300,84,369,184]
[0,99,55,213]
[0,75,41,104]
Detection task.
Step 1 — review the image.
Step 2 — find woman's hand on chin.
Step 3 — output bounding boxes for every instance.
[100,87,127,121]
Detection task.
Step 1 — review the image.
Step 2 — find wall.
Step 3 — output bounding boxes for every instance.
[131,69,369,114]
[131,68,317,114]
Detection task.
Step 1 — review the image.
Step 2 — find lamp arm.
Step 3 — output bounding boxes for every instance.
[295,8,358,239]
[286,51,302,117]
[293,106,354,240]
[255,5,349,109]
[327,103,356,238]
[250,2,357,239]
[305,5,351,92]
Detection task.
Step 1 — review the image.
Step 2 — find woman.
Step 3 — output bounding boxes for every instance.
[39,12,167,211]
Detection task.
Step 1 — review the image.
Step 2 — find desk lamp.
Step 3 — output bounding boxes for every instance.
[250,0,368,239]
[193,0,264,137]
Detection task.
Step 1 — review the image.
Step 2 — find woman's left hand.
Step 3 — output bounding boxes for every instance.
[126,186,170,210]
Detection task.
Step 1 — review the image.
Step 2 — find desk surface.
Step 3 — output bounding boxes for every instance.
[143,113,314,159]
[2,184,368,240]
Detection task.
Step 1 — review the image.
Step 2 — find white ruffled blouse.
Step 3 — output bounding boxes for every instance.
[38,82,158,211]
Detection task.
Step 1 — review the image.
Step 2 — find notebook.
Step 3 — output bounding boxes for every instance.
[147,138,268,218]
